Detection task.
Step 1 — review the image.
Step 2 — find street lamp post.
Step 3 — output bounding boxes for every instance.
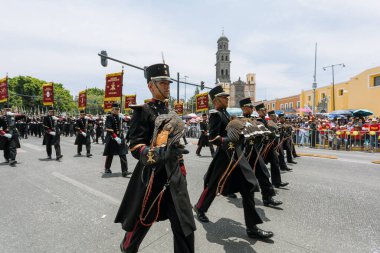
[182,75,189,111]
[323,63,345,112]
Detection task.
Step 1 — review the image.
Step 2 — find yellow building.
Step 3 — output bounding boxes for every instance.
[300,66,380,116]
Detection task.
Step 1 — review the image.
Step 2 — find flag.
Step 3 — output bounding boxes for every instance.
[43,83,54,106]
[78,90,87,109]
[104,72,123,101]
[196,92,209,112]
[0,76,8,103]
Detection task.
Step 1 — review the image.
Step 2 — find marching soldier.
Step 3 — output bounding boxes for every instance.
[0,107,20,166]
[103,104,129,177]
[195,113,215,157]
[74,110,92,157]
[256,104,289,188]
[239,98,282,207]
[95,115,105,144]
[115,63,195,253]
[278,113,297,164]
[42,107,63,160]
[194,86,273,240]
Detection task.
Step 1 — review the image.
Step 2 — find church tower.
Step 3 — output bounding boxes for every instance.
[215,32,231,84]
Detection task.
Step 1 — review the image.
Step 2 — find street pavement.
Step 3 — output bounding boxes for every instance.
[0,136,379,253]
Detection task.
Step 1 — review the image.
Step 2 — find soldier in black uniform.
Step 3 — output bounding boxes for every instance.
[194,86,273,240]
[195,113,215,157]
[103,104,129,176]
[239,98,282,207]
[268,111,293,171]
[278,113,297,164]
[74,110,92,157]
[95,115,105,144]
[0,107,20,166]
[256,104,290,188]
[42,107,63,160]
[115,64,195,253]
[37,117,43,138]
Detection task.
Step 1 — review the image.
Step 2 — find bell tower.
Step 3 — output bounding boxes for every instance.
[215,31,231,84]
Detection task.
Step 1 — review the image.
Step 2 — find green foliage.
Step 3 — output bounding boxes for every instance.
[4,76,76,114]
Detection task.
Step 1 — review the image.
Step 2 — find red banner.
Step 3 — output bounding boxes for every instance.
[0,77,8,103]
[43,83,54,106]
[124,95,136,109]
[105,72,123,101]
[103,100,115,112]
[196,92,209,112]
[78,90,87,109]
[174,101,184,115]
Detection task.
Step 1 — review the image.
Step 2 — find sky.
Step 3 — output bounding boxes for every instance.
[1,0,380,103]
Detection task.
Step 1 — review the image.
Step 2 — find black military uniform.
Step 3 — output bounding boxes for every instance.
[239,98,282,207]
[194,86,273,240]
[278,114,297,164]
[256,106,289,187]
[95,117,105,144]
[115,64,195,253]
[0,109,20,166]
[195,114,215,157]
[74,111,92,157]
[103,104,129,176]
[42,107,62,160]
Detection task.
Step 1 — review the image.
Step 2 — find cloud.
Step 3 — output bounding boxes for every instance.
[1,0,379,104]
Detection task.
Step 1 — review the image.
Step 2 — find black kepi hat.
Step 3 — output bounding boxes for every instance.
[48,106,55,111]
[239,98,253,108]
[254,103,265,111]
[268,110,275,116]
[209,85,229,101]
[79,110,85,114]
[145,63,172,83]
[112,103,120,109]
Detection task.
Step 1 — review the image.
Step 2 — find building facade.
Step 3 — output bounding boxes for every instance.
[300,66,380,116]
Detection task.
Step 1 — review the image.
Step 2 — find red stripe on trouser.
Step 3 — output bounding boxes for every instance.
[123,221,139,249]
[196,187,209,210]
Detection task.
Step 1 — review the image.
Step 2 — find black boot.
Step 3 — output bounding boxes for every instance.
[193,205,209,223]
[247,226,273,239]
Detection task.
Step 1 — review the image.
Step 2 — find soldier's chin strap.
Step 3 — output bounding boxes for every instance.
[152,81,169,100]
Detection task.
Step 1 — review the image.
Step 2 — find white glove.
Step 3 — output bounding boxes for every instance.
[114,137,122,144]
[6,112,15,116]
[49,131,56,136]
[81,132,87,137]
[4,133,12,139]
[52,116,58,121]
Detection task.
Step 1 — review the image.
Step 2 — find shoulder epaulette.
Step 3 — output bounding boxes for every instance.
[129,104,144,109]
[209,109,218,114]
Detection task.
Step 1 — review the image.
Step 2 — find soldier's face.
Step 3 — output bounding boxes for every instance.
[48,111,54,116]
[242,106,253,115]
[214,96,228,109]
[258,108,266,117]
[112,108,120,115]
[149,81,170,100]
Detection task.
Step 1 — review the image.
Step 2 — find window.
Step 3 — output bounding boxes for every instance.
[338,89,344,96]
[280,104,284,110]
[321,92,326,99]
[251,76,254,81]
[221,69,224,76]
[289,102,293,109]
[308,96,311,101]
[267,104,270,110]
[226,56,228,61]
[225,69,228,76]
[296,101,301,109]
[375,76,380,87]
[285,103,288,110]
[221,55,224,61]
[272,103,275,109]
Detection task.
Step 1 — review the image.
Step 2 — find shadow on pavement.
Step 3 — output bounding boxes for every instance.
[101,172,130,178]
[200,217,274,253]
[38,158,54,162]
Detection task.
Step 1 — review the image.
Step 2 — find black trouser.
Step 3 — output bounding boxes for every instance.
[46,142,61,157]
[196,144,215,156]
[77,143,91,154]
[277,145,289,170]
[182,136,188,144]
[283,138,294,162]
[3,140,17,161]
[265,147,282,186]
[196,168,263,228]
[96,129,105,144]
[121,191,194,253]
[105,155,128,172]
[249,147,275,200]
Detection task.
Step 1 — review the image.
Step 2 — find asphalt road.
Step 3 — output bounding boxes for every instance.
[0,136,379,253]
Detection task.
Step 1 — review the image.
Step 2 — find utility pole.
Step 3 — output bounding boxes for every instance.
[323,63,345,112]
[312,43,317,115]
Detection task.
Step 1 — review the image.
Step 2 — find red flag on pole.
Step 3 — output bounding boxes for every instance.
[43,83,54,106]
[0,77,8,103]
[105,72,123,101]
[196,92,209,112]
[78,90,87,109]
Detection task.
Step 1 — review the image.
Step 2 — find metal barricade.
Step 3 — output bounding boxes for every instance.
[294,129,379,152]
